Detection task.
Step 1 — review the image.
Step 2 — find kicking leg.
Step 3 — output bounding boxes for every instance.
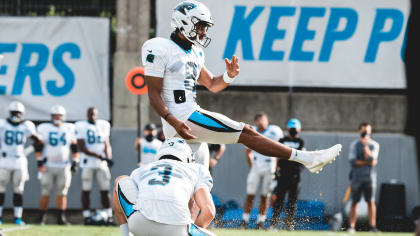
[186,109,341,173]
[239,125,341,173]
[239,125,292,158]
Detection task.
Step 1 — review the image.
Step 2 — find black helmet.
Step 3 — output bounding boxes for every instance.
[144,123,157,131]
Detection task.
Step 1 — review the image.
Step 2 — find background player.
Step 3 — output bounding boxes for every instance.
[76,107,114,225]
[143,0,342,175]
[241,112,283,229]
[347,123,380,233]
[36,105,79,225]
[0,101,42,225]
[134,123,162,166]
[113,137,215,236]
[208,143,225,172]
[270,118,305,230]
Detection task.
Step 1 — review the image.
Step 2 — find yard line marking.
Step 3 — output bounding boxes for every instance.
[0,225,32,233]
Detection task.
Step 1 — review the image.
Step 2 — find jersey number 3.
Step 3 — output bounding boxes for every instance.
[148,164,173,186]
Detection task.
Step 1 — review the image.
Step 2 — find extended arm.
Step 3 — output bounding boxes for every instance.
[245,148,253,168]
[104,138,112,159]
[197,55,239,93]
[193,188,216,228]
[77,139,101,159]
[145,75,196,140]
[213,144,226,160]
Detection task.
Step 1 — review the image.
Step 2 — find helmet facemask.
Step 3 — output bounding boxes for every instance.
[9,111,23,123]
[51,114,64,126]
[184,17,213,48]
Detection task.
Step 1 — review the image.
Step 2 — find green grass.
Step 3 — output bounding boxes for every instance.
[0,224,413,236]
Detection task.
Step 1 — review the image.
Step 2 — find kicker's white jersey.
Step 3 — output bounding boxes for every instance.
[130,159,213,225]
[37,122,76,168]
[141,37,204,138]
[140,138,162,165]
[0,119,36,169]
[75,120,110,168]
[251,125,283,172]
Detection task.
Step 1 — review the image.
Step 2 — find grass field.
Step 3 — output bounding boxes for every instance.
[0,224,414,236]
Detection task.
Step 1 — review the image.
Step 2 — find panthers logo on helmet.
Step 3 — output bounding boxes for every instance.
[175,2,196,15]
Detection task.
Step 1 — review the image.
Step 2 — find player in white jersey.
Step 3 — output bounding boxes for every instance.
[241,112,283,229]
[75,107,114,225]
[143,0,342,174]
[134,123,162,166]
[35,105,79,225]
[0,101,42,225]
[114,137,216,236]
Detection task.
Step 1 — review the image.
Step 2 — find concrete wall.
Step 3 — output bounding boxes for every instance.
[147,91,407,132]
[113,0,151,128]
[192,91,407,133]
[5,129,418,218]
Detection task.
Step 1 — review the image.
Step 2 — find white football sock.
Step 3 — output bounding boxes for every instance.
[120,223,130,236]
[14,207,23,218]
[242,213,250,222]
[289,149,313,166]
[107,208,113,217]
[258,214,266,223]
[83,210,91,218]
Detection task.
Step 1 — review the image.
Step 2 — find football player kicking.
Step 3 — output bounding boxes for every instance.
[75,107,114,225]
[0,101,42,225]
[113,138,216,236]
[142,0,341,173]
[36,105,79,225]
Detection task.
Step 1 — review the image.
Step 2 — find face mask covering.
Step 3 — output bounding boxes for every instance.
[53,119,63,126]
[10,115,22,123]
[289,128,298,138]
[145,134,155,142]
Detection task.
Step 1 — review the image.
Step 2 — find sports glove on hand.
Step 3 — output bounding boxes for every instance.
[101,156,114,168]
[71,161,79,174]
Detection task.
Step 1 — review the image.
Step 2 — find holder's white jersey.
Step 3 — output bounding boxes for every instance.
[75,120,110,168]
[37,122,76,168]
[130,159,213,225]
[251,125,283,172]
[0,119,36,169]
[141,37,205,138]
[140,138,162,165]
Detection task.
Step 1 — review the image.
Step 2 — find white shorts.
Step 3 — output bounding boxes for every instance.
[246,165,274,196]
[82,165,111,191]
[0,157,29,194]
[164,108,245,144]
[40,166,72,196]
[0,168,27,194]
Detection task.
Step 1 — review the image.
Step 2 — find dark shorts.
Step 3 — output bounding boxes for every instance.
[351,181,376,203]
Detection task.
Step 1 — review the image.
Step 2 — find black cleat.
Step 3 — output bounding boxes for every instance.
[58,214,71,225]
[256,222,268,230]
[105,217,116,226]
[239,220,248,229]
[38,211,47,225]
[84,217,94,226]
